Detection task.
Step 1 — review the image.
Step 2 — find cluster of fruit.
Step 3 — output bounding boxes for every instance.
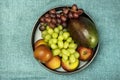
[34,25,93,71]
[33,4,98,72]
[39,4,83,31]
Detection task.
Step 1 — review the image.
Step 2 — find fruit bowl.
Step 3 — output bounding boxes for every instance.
[31,5,99,74]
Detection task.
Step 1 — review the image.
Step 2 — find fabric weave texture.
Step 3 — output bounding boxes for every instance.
[0,0,120,80]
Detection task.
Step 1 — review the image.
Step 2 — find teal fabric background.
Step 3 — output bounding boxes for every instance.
[0,0,120,80]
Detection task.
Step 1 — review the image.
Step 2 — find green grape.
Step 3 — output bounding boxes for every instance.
[58,35,64,41]
[42,34,45,39]
[42,30,47,35]
[66,37,72,43]
[52,32,58,38]
[62,57,67,62]
[42,30,47,38]
[52,38,57,44]
[74,51,80,59]
[62,49,70,56]
[51,44,58,49]
[59,53,62,57]
[63,29,67,32]
[54,27,59,33]
[69,43,77,49]
[63,32,70,40]
[58,25,63,30]
[71,40,75,43]
[47,28,54,34]
[52,49,61,56]
[44,34,51,42]
[48,39,52,46]
[46,26,50,30]
[62,55,68,61]
[63,41,69,49]
[58,41,63,49]
[59,31,63,35]
[69,55,76,63]
[67,48,75,54]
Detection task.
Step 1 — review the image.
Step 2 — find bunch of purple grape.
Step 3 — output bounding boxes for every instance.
[39,4,83,31]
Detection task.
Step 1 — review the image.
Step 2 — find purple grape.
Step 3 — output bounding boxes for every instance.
[50,14,56,18]
[73,12,79,18]
[63,8,69,14]
[77,9,83,15]
[45,17,51,23]
[57,18,62,24]
[61,15,67,22]
[39,25,46,31]
[45,13,50,17]
[72,4,78,11]
[49,9,56,14]
[40,17,45,22]
[49,23,56,29]
[62,22,67,28]
[56,13,61,18]
[51,18,57,24]
[68,12,73,18]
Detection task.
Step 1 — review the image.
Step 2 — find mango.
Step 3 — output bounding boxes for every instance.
[67,16,99,48]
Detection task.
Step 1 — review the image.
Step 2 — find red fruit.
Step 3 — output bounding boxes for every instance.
[77,47,93,61]
[49,9,56,14]
[72,4,78,11]
[73,12,79,18]
[63,8,69,14]
[68,12,73,18]
[45,17,51,23]
[77,9,84,15]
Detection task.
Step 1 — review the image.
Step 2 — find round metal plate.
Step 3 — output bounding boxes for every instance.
[31,6,99,74]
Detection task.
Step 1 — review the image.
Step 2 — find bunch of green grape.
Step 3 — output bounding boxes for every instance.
[42,25,79,63]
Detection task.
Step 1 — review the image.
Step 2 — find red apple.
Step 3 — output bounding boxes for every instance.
[77,47,93,61]
[62,59,79,72]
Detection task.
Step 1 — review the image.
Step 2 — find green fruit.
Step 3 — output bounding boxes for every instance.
[63,32,70,40]
[62,49,70,56]
[42,30,47,38]
[46,26,50,30]
[58,35,64,41]
[74,52,80,58]
[51,44,58,49]
[47,28,54,34]
[67,48,75,54]
[69,55,76,63]
[48,39,53,45]
[54,27,59,33]
[69,43,77,49]
[58,25,63,30]
[52,39,57,44]
[63,41,69,49]
[62,55,68,61]
[59,31,63,35]
[45,34,51,42]
[42,30,47,35]
[52,49,61,56]
[52,32,58,38]
[66,37,72,43]
[58,41,63,49]
[67,16,99,48]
